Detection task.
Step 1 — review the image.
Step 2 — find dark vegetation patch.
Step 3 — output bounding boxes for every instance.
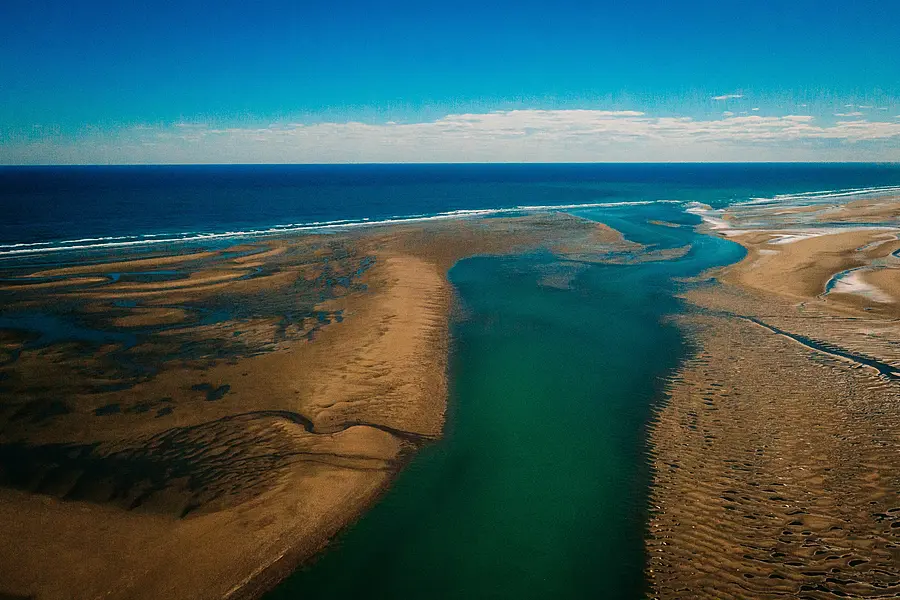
[9,399,70,424]
[191,383,231,401]
[0,415,306,517]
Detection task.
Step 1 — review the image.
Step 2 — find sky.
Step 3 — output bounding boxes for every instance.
[1,0,899,164]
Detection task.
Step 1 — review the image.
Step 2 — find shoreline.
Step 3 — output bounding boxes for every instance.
[4,183,899,261]
[0,199,681,260]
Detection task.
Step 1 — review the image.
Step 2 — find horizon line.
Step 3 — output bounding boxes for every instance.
[2,160,900,168]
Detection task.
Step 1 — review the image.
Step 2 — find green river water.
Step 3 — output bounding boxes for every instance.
[268,203,744,599]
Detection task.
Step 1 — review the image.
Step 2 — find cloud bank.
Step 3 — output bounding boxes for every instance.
[4,109,900,164]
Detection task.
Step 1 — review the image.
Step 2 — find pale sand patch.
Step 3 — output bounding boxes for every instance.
[766,227,863,244]
[861,267,900,304]
[685,202,730,231]
[830,269,894,303]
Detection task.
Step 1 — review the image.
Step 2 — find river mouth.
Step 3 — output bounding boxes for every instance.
[266,205,744,599]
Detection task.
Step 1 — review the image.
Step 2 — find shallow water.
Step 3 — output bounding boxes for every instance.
[0,312,136,349]
[267,205,744,599]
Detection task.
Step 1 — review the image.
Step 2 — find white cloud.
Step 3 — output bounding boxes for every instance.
[712,93,744,101]
[834,112,864,117]
[723,111,734,116]
[751,107,760,111]
[4,109,900,164]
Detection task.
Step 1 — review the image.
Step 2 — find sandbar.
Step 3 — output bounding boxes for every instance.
[0,213,624,600]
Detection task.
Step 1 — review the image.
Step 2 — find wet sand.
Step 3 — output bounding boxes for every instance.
[0,214,622,600]
[648,194,900,598]
[818,196,900,223]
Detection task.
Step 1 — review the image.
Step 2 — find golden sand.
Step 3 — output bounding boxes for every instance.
[647,195,900,598]
[6,196,897,599]
[721,228,899,305]
[649,310,900,599]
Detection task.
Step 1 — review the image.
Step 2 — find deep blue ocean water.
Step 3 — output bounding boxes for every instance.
[1,164,899,258]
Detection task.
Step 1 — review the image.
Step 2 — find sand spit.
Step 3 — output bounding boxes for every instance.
[0,213,625,600]
[648,194,900,598]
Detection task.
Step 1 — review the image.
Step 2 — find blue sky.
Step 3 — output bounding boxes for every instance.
[2,0,899,163]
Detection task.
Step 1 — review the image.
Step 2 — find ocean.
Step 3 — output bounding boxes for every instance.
[3,163,900,599]
[2,163,900,259]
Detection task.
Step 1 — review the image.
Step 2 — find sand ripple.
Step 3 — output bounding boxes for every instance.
[649,312,900,599]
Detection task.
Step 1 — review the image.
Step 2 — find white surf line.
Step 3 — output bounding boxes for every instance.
[0,221,365,251]
[0,199,684,259]
[739,185,900,207]
[684,202,731,231]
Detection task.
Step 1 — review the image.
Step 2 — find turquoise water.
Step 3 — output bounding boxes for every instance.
[267,204,744,599]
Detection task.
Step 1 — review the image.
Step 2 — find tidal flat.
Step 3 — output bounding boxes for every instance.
[1,191,899,600]
[650,194,900,598]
